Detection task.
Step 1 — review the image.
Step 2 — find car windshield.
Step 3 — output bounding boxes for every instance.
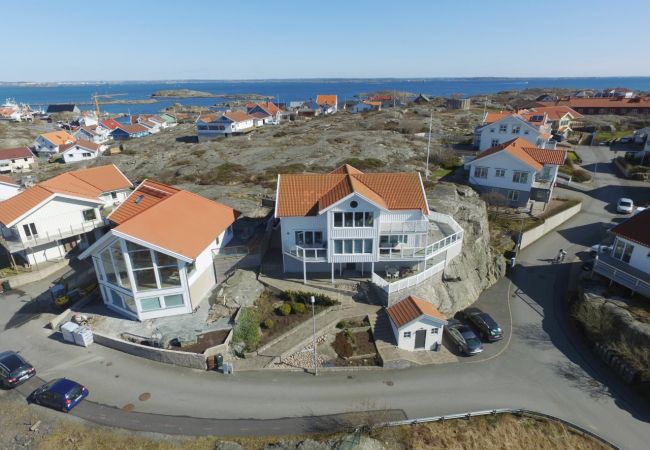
[620,201,632,207]
[1,354,24,371]
[67,386,83,399]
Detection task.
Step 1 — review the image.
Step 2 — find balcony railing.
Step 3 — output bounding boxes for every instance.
[0,220,103,253]
[378,230,462,261]
[372,260,446,295]
[380,220,429,233]
[285,245,327,262]
[593,255,650,298]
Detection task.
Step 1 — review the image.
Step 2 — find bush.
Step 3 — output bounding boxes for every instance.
[263,318,274,329]
[278,303,292,316]
[292,302,306,314]
[282,290,339,307]
[232,309,260,352]
[336,320,348,329]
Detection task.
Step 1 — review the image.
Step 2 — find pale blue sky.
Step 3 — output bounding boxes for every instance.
[4,0,649,81]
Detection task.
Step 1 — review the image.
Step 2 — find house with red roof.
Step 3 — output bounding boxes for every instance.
[274,164,464,302]
[593,209,650,298]
[79,180,239,321]
[246,101,282,125]
[387,295,448,351]
[0,165,132,266]
[0,147,35,174]
[465,138,566,211]
[473,111,554,152]
[196,111,255,141]
[60,139,105,164]
[316,95,338,114]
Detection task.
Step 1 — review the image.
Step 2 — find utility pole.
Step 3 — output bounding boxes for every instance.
[311,296,318,376]
[425,113,433,179]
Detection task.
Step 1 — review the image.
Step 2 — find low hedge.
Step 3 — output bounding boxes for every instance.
[282,290,339,307]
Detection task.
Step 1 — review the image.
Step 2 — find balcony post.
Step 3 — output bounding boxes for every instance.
[303,259,307,285]
[331,262,334,285]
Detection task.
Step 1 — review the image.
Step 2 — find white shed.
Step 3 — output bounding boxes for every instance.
[386,296,447,352]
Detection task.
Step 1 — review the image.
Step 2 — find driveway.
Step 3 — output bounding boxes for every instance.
[1,150,649,448]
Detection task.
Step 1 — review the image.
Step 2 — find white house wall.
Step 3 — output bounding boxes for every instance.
[617,237,650,274]
[468,152,536,192]
[0,183,19,200]
[476,116,544,151]
[62,147,98,163]
[392,316,445,351]
[99,189,131,206]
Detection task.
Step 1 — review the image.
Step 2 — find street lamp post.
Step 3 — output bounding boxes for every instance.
[311,295,318,376]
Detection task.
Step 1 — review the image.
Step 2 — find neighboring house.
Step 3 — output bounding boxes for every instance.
[0,175,20,200]
[136,118,162,134]
[446,98,471,110]
[413,94,431,104]
[110,124,149,141]
[159,113,178,126]
[78,180,239,321]
[60,139,104,163]
[528,106,583,136]
[593,209,650,298]
[296,101,321,117]
[465,137,566,211]
[538,97,650,115]
[98,118,122,134]
[274,164,464,302]
[46,104,80,115]
[0,165,132,266]
[473,112,553,152]
[196,111,255,141]
[32,131,76,156]
[0,147,35,173]
[316,95,338,114]
[351,101,382,114]
[386,295,447,351]
[78,113,98,127]
[247,102,282,125]
[73,125,105,144]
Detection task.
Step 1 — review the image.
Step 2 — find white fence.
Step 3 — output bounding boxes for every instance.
[372,260,445,295]
[378,231,462,261]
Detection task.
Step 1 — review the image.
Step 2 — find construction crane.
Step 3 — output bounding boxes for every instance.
[91,93,127,118]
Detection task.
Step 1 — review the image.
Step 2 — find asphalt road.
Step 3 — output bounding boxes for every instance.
[1,145,649,448]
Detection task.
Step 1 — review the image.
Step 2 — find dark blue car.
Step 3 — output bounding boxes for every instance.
[29,378,88,412]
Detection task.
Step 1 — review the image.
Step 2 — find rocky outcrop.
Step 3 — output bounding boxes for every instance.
[397,183,506,314]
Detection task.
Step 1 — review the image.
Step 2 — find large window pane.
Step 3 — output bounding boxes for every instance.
[140,297,162,312]
[314,232,323,244]
[355,212,364,227]
[159,266,181,288]
[344,240,353,253]
[110,243,131,289]
[364,239,373,253]
[344,212,353,227]
[334,213,342,227]
[122,293,136,313]
[334,240,343,254]
[622,244,634,263]
[129,249,153,270]
[295,231,304,245]
[109,288,123,308]
[133,269,158,291]
[155,251,177,267]
[164,294,184,308]
[99,249,117,284]
[365,212,374,227]
[354,239,363,253]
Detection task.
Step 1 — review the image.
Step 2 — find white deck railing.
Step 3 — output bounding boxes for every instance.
[378,230,462,260]
[372,260,446,294]
[380,220,429,233]
[285,245,328,261]
[1,220,104,252]
[593,257,650,298]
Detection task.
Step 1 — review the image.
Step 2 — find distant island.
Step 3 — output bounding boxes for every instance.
[151,89,273,100]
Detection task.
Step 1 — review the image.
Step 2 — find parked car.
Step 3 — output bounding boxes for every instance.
[445,319,484,355]
[590,244,613,255]
[0,351,35,388]
[616,198,634,214]
[29,378,88,412]
[459,307,504,342]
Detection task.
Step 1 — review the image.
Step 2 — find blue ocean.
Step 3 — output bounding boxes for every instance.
[1,78,650,116]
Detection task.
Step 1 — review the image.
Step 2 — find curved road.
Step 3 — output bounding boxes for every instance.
[1,145,649,448]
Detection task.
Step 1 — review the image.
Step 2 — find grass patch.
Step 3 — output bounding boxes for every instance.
[195,162,249,185]
[594,130,630,144]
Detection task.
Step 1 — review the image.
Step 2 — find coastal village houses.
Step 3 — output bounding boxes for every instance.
[465,137,566,211]
[0,165,132,267]
[79,180,239,321]
[32,131,77,156]
[316,95,338,114]
[0,147,35,173]
[196,111,255,141]
[473,111,554,152]
[274,164,463,304]
[73,125,107,144]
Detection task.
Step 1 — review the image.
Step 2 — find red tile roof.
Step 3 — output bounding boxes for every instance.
[110,180,240,260]
[68,139,101,153]
[223,111,254,123]
[316,95,337,106]
[386,296,446,328]
[248,101,280,116]
[0,147,34,160]
[610,209,650,248]
[100,118,121,130]
[472,138,566,169]
[530,106,583,121]
[276,165,428,217]
[116,124,148,134]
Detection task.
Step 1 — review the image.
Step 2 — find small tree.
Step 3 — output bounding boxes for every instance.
[263,318,274,329]
[232,309,260,352]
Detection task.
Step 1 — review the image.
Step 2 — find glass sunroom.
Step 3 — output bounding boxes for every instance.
[92,239,193,320]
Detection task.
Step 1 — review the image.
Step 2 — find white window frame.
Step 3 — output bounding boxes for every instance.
[333,211,374,228]
[512,171,529,184]
[507,190,519,202]
[474,166,488,179]
[495,168,506,178]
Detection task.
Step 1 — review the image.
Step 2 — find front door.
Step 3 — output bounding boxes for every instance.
[414,329,427,350]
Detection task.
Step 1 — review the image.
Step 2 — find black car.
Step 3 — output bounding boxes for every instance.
[0,351,35,388]
[445,319,483,355]
[460,307,503,342]
[29,378,89,412]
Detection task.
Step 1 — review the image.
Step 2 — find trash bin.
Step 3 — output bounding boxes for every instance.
[1,280,10,292]
[215,353,224,371]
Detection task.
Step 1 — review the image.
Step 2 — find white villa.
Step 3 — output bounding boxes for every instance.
[196,111,255,141]
[465,138,566,211]
[79,180,239,321]
[473,111,554,152]
[593,209,650,299]
[247,102,282,125]
[0,147,35,173]
[61,139,104,164]
[0,165,132,266]
[387,295,447,352]
[32,131,77,156]
[274,165,463,302]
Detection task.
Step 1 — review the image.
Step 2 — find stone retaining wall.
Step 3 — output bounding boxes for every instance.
[520,201,582,249]
[1,259,71,288]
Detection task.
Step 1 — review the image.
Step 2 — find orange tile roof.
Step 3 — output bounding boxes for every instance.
[484,111,514,123]
[249,101,280,116]
[111,180,239,260]
[276,165,427,217]
[223,111,254,122]
[530,106,583,121]
[316,95,337,106]
[40,130,76,146]
[70,139,101,153]
[0,165,132,226]
[472,138,565,169]
[116,124,148,134]
[387,295,446,328]
[610,209,650,248]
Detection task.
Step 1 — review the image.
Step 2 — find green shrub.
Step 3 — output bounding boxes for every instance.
[278,303,292,316]
[336,320,348,329]
[282,290,339,307]
[292,302,306,314]
[232,309,260,352]
[263,318,274,329]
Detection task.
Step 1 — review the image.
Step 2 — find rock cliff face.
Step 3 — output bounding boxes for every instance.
[395,183,506,314]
